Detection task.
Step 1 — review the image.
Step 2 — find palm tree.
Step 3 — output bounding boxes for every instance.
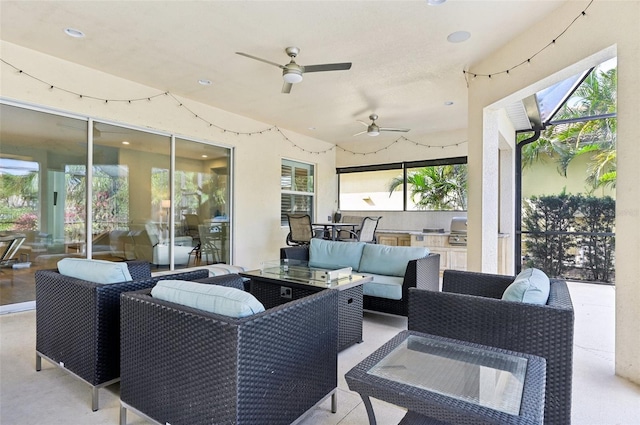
[388,164,467,210]
[521,64,617,190]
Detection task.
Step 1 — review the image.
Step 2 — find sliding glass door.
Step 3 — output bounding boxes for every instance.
[0,102,233,307]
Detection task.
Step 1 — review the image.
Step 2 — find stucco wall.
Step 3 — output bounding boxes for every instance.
[0,40,337,271]
[523,153,617,199]
[466,1,639,384]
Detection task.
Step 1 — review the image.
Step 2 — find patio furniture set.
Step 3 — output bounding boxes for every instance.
[34,244,573,424]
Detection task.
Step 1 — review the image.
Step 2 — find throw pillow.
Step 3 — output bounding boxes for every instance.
[501,268,550,304]
[57,258,133,284]
[151,280,265,318]
[308,238,365,271]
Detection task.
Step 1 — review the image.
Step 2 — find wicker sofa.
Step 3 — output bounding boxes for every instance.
[280,239,440,316]
[407,269,574,425]
[119,284,339,425]
[35,260,209,411]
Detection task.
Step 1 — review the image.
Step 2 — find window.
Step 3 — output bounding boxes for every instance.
[403,159,467,211]
[338,164,403,211]
[281,159,314,225]
[0,101,234,307]
[338,157,467,211]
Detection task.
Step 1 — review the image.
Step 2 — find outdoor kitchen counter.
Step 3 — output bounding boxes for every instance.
[373,231,509,275]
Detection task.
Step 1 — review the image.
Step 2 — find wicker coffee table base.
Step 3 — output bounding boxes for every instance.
[249,278,364,351]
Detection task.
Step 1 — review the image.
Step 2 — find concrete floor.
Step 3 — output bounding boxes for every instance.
[1,282,639,425]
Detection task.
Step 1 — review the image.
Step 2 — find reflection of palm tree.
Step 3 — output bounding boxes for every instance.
[388,165,467,210]
[522,65,616,190]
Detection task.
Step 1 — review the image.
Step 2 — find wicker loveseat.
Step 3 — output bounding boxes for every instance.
[35,260,209,411]
[407,269,574,425]
[119,284,339,425]
[281,239,440,316]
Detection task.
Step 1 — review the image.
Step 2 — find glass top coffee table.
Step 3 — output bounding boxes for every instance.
[345,330,546,425]
[240,259,372,351]
[245,259,367,290]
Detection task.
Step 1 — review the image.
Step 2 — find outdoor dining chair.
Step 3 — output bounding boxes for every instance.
[340,216,381,243]
[285,214,324,246]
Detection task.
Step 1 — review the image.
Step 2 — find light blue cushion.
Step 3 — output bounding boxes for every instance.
[360,273,404,300]
[359,244,430,277]
[308,238,366,271]
[151,280,265,318]
[501,268,550,304]
[57,258,132,284]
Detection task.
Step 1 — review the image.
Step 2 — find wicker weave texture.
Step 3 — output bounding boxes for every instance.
[337,286,363,350]
[408,271,574,425]
[249,278,363,351]
[35,263,208,386]
[346,330,546,425]
[194,273,246,290]
[250,279,318,309]
[120,289,338,425]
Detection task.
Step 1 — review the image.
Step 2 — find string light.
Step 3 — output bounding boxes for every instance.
[338,137,467,156]
[463,0,593,84]
[2,57,466,155]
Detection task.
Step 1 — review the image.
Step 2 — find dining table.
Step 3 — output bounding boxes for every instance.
[312,222,361,241]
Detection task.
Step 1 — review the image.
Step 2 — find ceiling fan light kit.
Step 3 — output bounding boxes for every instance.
[354,114,410,137]
[283,69,303,84]
[236,46,351,93]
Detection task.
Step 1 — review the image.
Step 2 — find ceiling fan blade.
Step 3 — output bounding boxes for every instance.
[235,52,284,69]
[356,120,369,127]
[353,130,368,137]
[281,82,293,94]
[303,62,352,73]
[379,127,410,133]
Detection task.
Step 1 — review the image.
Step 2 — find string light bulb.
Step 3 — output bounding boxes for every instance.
[463,0,592,79]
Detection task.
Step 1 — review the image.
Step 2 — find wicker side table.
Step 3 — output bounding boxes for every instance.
[346,330,546,425]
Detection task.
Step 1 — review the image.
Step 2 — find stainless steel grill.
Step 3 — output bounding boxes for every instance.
[448,217,467,246]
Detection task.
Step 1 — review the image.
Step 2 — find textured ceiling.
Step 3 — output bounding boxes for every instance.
[0,0,570,145]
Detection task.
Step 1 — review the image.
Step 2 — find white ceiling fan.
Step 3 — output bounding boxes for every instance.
[236,47,352,93]
[354,114,410,137]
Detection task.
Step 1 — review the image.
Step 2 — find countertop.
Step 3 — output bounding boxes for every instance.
[376,229,510,238]
[376,229,451,236]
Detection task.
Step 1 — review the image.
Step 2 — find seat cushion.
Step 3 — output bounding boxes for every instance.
[57,258,133,284]
[308,238,366,271]
[359,244,430,277]
[502,267,550,304]
[360,273,404,300]
[151,280,265,318]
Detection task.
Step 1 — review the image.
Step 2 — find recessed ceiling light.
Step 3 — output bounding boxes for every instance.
[427,0,447,5]
[201,155,208,158]
[64,28,85,38]
[444,101,454,106]
[198,79,212,86]
[447,31,471,43]
[121,141,130,145]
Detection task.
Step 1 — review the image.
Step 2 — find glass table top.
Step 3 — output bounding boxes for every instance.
[241,259,369,290]
[367,334,528,415]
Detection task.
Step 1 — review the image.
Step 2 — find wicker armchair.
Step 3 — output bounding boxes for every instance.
[35,261,209,411]
[119,286,339,425]
[408,269,574,425]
